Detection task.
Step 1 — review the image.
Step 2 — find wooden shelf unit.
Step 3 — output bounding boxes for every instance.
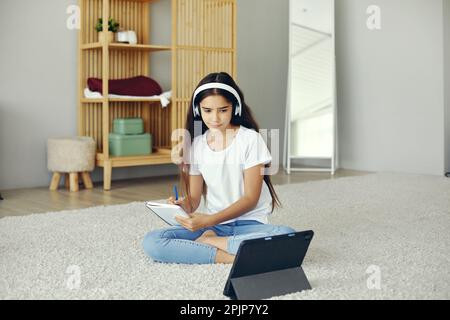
[81,42,172,51]
[78,0,237,190]
[81,97,163,103]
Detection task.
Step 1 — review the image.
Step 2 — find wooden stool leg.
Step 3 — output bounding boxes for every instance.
[49,172,61,191]
[65,173,70,190]
[81,172,93,189]
[104,160,112,191]
[69,172,79,192]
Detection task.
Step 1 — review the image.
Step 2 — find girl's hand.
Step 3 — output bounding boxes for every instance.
[175,213,214,232]
[167,196,185,206]
[168,196,192,215]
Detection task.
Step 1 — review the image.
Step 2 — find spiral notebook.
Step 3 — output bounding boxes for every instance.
[145,201,190,226]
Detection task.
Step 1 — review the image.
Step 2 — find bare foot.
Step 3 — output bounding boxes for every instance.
[215,249,235,264]
[196,231,235,263]
[195,230,217,244]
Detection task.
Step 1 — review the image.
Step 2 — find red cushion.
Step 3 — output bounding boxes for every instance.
[87,76,162,96]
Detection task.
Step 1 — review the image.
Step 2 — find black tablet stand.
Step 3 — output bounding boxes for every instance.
[229,266,312,300]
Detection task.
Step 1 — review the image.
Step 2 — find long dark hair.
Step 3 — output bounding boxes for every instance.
[178,72,282,213]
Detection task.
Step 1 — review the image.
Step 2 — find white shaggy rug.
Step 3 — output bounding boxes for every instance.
[1,173,449,300]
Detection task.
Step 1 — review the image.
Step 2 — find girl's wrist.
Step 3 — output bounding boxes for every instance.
[208,213,222,226]
[181,203,191,213]
[203,215,215,228]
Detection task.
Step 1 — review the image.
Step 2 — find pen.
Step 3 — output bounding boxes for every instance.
[173,185,178,201]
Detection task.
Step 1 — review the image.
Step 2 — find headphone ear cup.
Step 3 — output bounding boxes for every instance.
[235,103,241,116]
[194,104,199,117]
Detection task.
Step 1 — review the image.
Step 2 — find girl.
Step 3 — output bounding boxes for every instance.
[142,72,295,264]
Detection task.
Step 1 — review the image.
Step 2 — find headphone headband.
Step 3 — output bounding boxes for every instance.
[192,83,242,117]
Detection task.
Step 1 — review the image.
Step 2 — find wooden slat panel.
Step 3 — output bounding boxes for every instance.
[227,0,232,48]
[142,2,150,135]
[95,105,100,144]
[78,0,85,135]
[79,103,102,150]
[204,50,233,75]
[205,0,210,47]
[172,0,236,132]
[170,0,177,146]
[102,0,110,157]
[232,0,236,77]
[214,0,218,47]
[177,49,189,100]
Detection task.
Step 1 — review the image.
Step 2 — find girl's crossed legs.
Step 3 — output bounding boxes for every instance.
[142,220,296,264]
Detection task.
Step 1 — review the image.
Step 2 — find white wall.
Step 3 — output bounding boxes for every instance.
[444,0,450,173]
[0,0,78,189]
[336,0,446,175]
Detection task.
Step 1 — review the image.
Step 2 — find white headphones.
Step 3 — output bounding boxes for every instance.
[192,83,242,117]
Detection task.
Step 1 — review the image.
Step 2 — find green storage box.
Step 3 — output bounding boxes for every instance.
[113,118,144,135]
[109,133,152,156]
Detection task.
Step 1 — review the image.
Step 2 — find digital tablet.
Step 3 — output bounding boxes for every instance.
[223,230,314,299]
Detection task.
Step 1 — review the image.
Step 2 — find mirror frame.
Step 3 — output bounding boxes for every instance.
[283,0,338,174]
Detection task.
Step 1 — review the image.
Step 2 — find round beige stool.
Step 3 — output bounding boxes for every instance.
[47,137,96,191]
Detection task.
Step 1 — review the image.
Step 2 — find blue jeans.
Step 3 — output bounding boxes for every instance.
[142,220,296,264]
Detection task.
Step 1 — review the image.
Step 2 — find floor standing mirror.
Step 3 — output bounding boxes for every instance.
[284,0,337,174]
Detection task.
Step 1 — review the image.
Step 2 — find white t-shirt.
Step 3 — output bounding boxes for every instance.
[189,125,273,224]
